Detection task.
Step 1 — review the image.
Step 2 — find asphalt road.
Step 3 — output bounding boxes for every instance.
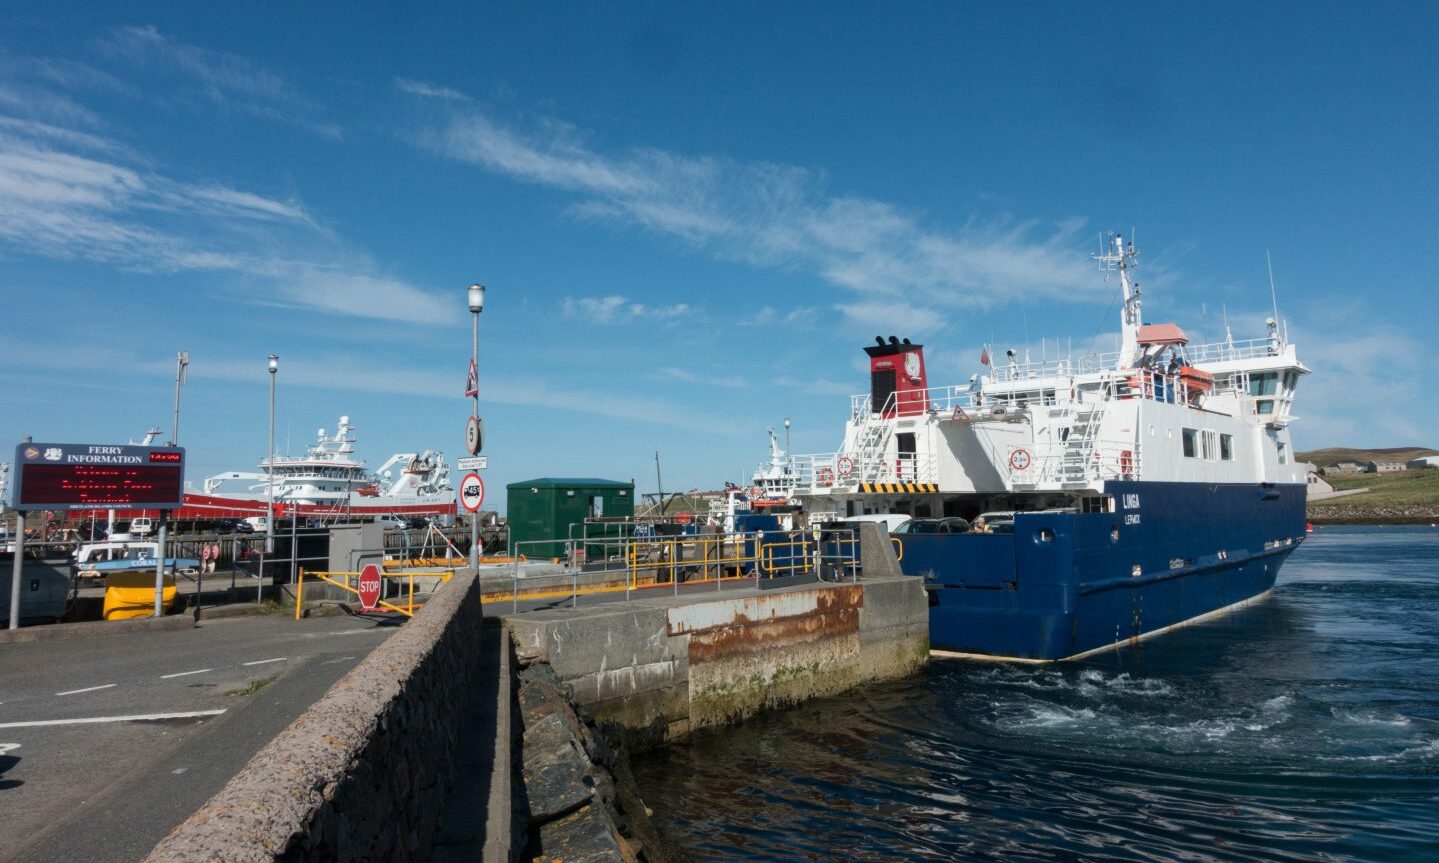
[0,613,398,863]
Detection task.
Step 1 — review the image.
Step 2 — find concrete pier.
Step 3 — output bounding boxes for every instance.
[505,574,929,744]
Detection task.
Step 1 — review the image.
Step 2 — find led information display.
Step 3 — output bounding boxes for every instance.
[10,442,186,510]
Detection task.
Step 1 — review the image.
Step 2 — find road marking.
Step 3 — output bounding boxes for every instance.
[55,684,117,697]
[160,668,213,679]
[0,742,19,755]
[0,710,227,729]
[243,657,286,666]
[320,655,358,665]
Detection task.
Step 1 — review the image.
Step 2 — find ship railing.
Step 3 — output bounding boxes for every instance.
[978,337,1284,385]
[850,385,985,421]
[498,526,864,611]
[1009,440,1142,486]
[789,451,938,491]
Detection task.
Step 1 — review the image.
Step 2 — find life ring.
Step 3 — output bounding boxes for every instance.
[818,467,835,487]
[1009,449,1031,471]
[836,456,854,478]
[750,486,763,498]
[1120,449,1134,477]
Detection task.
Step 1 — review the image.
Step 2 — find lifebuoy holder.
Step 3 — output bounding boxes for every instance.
[818,466,835,487]
[1120,449,1134,477]
[1009,449,1031,471]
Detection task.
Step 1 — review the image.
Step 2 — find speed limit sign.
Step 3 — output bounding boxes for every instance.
[465,416,483,455]
[458,472,485,512]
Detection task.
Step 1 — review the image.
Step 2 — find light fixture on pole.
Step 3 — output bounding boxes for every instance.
[784,417,791,474]
[266,355,278,559]
[467,284,484,574]
[172,351,189,446]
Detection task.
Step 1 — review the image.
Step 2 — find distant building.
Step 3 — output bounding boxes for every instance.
[1306,471,1334,496]
[1364,461,1405,474]
[1407,456,1439,469]
[1320,461,1363,475]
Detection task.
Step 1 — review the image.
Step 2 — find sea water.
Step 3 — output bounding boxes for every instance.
[632,525,1439,862]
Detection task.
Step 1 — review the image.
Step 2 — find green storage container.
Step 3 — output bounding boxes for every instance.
[506,478,634,559]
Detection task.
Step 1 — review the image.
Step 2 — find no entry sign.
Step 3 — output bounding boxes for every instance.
[458,472,484,512]
[356,563,382,611]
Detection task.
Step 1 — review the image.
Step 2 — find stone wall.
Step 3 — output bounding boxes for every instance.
[514,663,686,862]
[143,571,484,862]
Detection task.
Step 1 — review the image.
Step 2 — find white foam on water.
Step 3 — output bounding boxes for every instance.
[1331,707,1412,728]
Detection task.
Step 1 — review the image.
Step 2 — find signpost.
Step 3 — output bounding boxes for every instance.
[456,456,488,471]
[356,563,382,612]
[458,472,485,513]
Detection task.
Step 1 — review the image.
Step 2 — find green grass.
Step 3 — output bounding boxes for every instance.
[225,676,277,697]
[1310,468,1439,509]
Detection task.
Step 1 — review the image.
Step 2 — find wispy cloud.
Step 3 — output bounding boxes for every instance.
[407,97,1102,332]
[560,294,691,324]
[394,78,469,102]
[0,112,441,323]
[99,25,342,140]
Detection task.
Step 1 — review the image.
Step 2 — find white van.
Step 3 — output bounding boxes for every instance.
[129,517,154,535]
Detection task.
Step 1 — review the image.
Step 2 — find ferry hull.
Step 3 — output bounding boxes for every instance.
[905,481,1306,661]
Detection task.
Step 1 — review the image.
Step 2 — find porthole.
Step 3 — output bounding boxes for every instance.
[1037,528,1054,543]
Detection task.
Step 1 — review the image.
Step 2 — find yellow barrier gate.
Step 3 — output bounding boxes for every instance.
[294,568,454,619]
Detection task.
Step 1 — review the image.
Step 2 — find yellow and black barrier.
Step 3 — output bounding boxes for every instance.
[856,482,938,494]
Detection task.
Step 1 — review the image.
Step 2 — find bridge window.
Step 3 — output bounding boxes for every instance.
[1256,400,1275,415]
[1249,372,1279,396]
[1182,428,1197,458]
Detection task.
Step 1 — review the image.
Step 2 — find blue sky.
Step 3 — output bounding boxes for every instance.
[2,2,1436,507]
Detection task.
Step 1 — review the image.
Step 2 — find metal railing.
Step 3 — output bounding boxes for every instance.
[498,527,863,612]
[1010,440,1142,486]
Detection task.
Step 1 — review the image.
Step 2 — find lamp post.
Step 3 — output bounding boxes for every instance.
[172,351,189,445]
[784,417,791,474]
[265,356,278,603]
[467,284,485,573]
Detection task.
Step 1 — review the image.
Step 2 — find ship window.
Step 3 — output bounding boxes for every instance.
[1278,442,1289,465]
[1201,430,1218,460]
[1220,433,1234,460]
[1042,389,1056,406]
[1182,428,1197,458]
[1284,371,1297,391]
[1256,400,1275,415]
[1249,372,1279,396]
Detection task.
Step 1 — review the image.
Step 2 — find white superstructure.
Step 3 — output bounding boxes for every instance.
[786,234,1309,515]
[202,415,453,510]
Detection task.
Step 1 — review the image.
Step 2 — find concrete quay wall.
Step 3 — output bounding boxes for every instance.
[144,571,487,863]
[504,575,929,745]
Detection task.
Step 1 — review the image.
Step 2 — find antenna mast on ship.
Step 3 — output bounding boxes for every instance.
[1094,233,1142,369]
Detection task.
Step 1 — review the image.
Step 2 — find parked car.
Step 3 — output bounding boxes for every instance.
[892,517,971,535]
[836,513,912,532]
[128,517,154,536]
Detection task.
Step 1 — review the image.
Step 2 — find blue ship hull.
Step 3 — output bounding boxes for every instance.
[901,481,1308,660]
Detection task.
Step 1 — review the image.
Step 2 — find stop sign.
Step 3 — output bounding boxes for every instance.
[357,563,382,611]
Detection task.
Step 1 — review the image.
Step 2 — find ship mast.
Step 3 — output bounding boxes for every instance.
[1095,233,1142,369]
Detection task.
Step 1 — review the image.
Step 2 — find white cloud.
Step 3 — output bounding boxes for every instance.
[0,115,440,323]
[100,26,341,140]
[394,78,469,101]
[408,100,1103,330]
[561,294,691,324]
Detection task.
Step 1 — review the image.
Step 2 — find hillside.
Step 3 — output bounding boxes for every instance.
[1297,446,1438,467]
[1309,468,1439,523]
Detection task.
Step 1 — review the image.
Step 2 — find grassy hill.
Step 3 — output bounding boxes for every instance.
[1298,446,1438,467]
[1310,467,1439,522]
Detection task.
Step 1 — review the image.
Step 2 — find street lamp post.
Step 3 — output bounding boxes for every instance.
[265,355,278,603]
[784,417,791,474]
[467,284,485,573]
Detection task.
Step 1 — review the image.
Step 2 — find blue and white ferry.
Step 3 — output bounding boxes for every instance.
[790,234,1309,660]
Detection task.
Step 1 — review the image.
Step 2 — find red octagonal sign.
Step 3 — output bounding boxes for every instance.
[357,563,382,612]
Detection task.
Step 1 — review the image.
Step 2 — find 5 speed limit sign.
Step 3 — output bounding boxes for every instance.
[458,472,485,512]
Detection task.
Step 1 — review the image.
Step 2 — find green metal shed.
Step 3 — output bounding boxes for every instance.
[506,477,634,558]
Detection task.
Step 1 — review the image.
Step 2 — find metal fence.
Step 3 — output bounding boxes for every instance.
[497,526,863,612]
